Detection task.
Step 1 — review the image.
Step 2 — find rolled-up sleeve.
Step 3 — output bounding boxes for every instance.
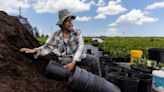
[73,33,84,61]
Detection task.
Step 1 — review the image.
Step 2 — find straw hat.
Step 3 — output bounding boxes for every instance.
[56,9,76,25]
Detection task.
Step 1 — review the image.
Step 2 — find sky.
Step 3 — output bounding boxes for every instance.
[0,0,164,37]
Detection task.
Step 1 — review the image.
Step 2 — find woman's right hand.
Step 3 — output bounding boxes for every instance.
[20,48,37,54]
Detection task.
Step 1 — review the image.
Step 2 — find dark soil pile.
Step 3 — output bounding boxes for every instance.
[0,11,72,92]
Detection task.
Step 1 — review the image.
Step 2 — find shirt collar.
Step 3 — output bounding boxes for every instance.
[59,29,75,38]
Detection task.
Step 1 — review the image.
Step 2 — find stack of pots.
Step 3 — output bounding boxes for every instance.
[117,77,139,92]
[68,66,121,92]
[105,66,139,92]
[130,64,152,73]
[105,63,152,92]
[100,65,108,78]
[44,60,153,92]
[105,66,123,84]
[132,74,152,92]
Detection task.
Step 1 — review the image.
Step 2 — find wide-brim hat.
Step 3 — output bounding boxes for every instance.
[56,9,76,25]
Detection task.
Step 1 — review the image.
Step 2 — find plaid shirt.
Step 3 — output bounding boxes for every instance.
[34,29,84,61]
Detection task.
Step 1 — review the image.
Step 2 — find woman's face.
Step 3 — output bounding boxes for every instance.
[62,17,73,31]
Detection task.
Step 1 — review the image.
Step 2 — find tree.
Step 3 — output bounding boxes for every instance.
[45,35,49,38]
[41,34,45,37]
[33,26,40,37]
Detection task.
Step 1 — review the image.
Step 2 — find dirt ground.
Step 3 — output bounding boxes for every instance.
[0,11,72,92]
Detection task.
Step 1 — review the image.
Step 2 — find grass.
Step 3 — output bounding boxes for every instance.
[98,37,164,58]
[36,37,48,45]
[36,37,164,67]
[36,37,92,45]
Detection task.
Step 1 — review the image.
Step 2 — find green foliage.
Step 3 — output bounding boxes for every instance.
[36,36,164,63]
[134,58,140,65]
[158,63,164,68]
[33,26,40,37]
[98,37,164,58]
[84,37,92,44]
[37,37,92,45]
[141,57,149,67]
[37,37,48,45]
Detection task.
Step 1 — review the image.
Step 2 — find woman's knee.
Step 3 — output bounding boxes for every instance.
[87,54,99,61]
[86,55,100,66]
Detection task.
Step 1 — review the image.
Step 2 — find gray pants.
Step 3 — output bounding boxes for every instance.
[60,54,101,76]
[76,54,102,76]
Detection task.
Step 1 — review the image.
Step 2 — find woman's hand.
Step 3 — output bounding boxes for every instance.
[20,48,37,54]
[64,60,76,73]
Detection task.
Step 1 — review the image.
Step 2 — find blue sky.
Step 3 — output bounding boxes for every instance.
[0,0,164,37]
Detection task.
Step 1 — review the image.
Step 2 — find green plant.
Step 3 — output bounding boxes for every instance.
[98,37,164,58]
[37,37,48,45]
[133,58,140,65]
[140,57,161,69]
[157,62,164,69]
[141,57,148,67]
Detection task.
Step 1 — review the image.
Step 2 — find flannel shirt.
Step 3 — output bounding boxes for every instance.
[34,29,84,62]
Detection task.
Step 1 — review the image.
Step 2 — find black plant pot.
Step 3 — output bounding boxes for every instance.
[117,77,139,92]
[132,73,152,92]
[105,66,122,80]
[107,62,119,67]
[112,57,130,62]
[130,64,144,70]
[68,66,121,92]
[130,64,152,74]
[100,65,107,78]
[107,72,128,85]
[140,67,152,73]
[86,49,92,54]
[148,48,164,64]
[44,60,68,80]
[106,67,122,73]
[126,69,143,77]
[100,56,113,65]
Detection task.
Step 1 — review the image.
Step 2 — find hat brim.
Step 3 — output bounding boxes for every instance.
[56,15,76,25]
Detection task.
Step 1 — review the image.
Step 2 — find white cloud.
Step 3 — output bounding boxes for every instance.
[108,23,117,27]
[80,0,87,2]
[18,0,30,9]
[76,16,92,21]
[94,27,121,37]
[94,0,127,19]
[106,27,121,37]
[33,0,94,13]
[94,13,106,19]
[116,9,159,25]
[0,0,30,14]
[146,1,164,10]
[96,0,106,7]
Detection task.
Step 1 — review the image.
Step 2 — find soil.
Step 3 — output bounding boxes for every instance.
[0,11,72,92]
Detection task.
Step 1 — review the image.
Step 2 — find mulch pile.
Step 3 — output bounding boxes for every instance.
[0,11,72,92]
